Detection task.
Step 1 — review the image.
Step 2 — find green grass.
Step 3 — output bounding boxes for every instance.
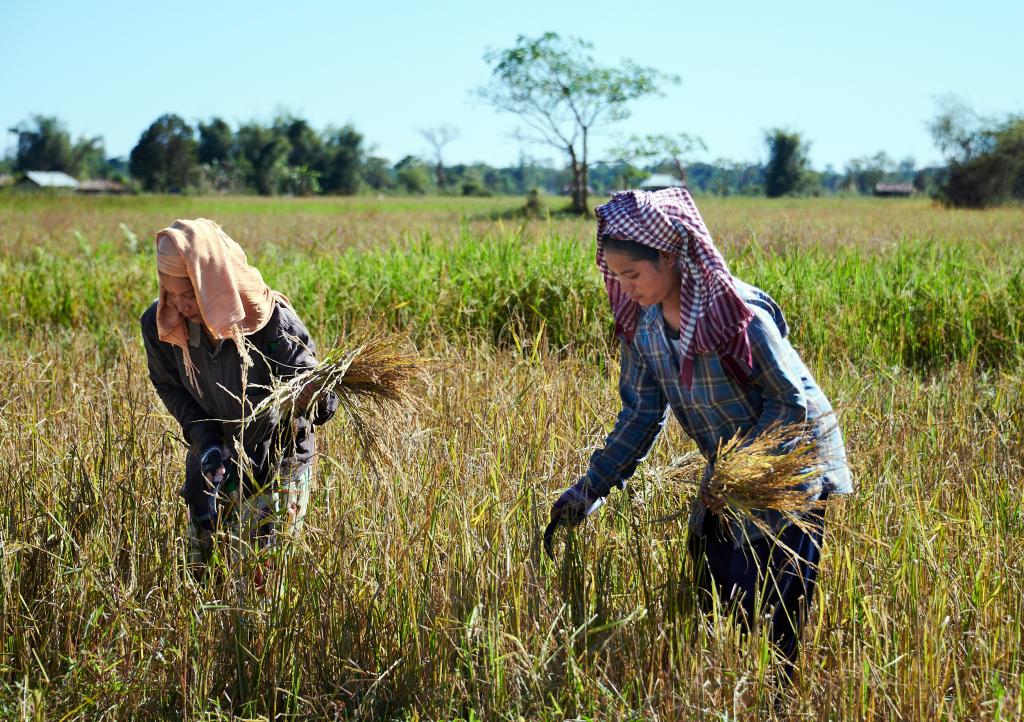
[3,220,1023,372]
[1,195,1023,720]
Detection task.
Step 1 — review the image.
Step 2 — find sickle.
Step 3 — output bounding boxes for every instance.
[542,518,559,561]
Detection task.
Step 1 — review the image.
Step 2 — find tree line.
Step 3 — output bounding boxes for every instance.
[2,112,575,197]
[4,33,1020,207]
[1,112,950,199]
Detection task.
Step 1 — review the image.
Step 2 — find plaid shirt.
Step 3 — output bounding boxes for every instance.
[584,281,853,516]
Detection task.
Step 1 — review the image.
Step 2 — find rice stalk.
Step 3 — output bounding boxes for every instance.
[657,423,830,535]
[250,335,427,468]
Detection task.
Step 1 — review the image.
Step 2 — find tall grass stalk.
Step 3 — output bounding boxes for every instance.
[1,196,1022,719]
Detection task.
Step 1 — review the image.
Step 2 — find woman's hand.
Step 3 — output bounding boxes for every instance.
[550,481,605,529]
[283,380,320,418]
[197,442,231,530]
[699,461,726,513]
[545,480,606,560]
[199,443,227,485]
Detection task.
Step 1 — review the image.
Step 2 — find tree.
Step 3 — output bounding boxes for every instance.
[764,129,810,197]
[266,115,325,196]
[844,151,894,194]
[896,156,917,181]
[195,118,236,192]
[595,155,647,192]
[197,117,233,166]
[274,114,325,170]
[941,119,1024,207]
[9,115,103,177]
[913,166,943,195]
[612,132,706,186]
[419,125,459,190]
[233,122,290,195]
[74,137,108,179]
[929,96,1024,208]
[478,33,678,214]
[819,164,844,194]
[279,165,321,196]
[928,96,981,165]
[459,167,491,197]
[10,115,73,172]
[363,156,394,191]
[394,155,432,195]
[706,158,746,196]
[129,114,199,192]
[320,125,364,195]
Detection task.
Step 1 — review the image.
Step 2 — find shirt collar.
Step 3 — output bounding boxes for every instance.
[187,320,226,355]
[188,320,201,348]
[639,304,662,333]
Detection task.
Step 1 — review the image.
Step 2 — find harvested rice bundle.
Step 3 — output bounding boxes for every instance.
[657,423,828,535]
[251,335,426,465]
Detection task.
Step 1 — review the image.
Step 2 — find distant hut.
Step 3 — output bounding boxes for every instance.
[873,182,915,198]
[77,178,129,195]
[18,171,80,191]
[639,173,685,191]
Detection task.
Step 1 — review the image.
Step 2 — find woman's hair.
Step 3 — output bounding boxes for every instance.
[600,235,661,263]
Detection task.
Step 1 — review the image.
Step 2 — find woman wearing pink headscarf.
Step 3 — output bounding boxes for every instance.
[549,188,852,682]
[141,218,337,580]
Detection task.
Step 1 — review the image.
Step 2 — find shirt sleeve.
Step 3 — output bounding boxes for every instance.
[264,304,338,426]
[140,308,222,451]
[583,339,670,497]
[747,309,808,451]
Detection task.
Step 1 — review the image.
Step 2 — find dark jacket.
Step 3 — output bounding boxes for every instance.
[141,300,337,508]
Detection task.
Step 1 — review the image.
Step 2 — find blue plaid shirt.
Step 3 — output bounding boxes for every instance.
[584,281,853,518]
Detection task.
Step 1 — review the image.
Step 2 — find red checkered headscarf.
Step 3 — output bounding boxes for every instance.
[595,187,753,388]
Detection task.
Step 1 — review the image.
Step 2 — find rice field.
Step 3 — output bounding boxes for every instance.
[1,193,1022,720]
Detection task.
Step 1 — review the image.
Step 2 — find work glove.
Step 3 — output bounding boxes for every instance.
[551,481,605,527]
[200,443,227,483]
[544,479,605,560]
[197,442,230,530]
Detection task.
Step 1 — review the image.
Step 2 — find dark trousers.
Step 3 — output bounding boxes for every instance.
[687,506,826,678]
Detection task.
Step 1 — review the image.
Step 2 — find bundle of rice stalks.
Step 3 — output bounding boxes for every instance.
[658,423,829,535]
[250,335,426,467]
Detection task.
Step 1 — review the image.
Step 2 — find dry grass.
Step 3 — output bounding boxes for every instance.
[250,335,426,467]
[3,334,1022,720]
[2,197,1023,720]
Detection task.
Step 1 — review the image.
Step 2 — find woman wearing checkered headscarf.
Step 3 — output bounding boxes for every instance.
[548,187,853,682]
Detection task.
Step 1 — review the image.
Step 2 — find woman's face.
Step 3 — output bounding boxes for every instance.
[159,273,203,324]
[603,249,681,307]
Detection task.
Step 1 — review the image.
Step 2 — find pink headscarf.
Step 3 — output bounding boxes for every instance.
[595,188,753,388]
[155,218,290,394]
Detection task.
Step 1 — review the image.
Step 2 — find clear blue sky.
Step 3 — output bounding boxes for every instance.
[3,0,1021,170]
